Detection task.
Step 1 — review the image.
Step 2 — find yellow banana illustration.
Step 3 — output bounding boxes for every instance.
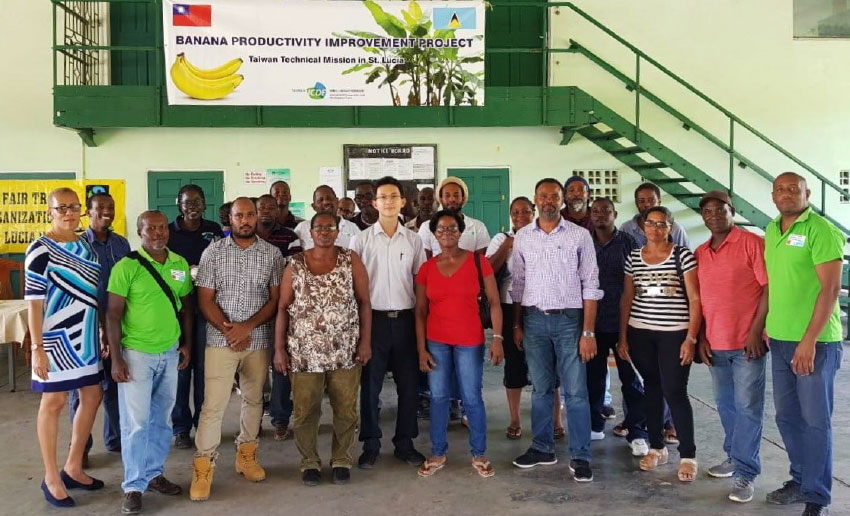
[178,52,243,79]
[170,55,244,100]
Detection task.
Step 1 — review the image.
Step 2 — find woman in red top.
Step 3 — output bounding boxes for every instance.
[414,210,503,478]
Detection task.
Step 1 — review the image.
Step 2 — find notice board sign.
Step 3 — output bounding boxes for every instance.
[344,144,437,190]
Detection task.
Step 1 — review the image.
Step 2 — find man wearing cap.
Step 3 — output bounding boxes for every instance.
[694,190,768,504]
[762,173,843,516]
[620,182,690,248]
[418,177,490,258]
[561,176,595,232]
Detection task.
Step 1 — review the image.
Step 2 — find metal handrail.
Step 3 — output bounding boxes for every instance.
[495,1,845,223]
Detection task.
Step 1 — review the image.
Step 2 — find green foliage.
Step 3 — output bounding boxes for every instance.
[335,0,484,106]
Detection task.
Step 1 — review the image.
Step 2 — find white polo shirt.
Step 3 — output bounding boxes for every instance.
[294,218,361,250]
[418,213,490,255]
[350,221,426,310]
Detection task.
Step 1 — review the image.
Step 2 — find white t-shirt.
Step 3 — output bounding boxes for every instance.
[294,218,361,250]
[485,230,514,304]
[418,214,491,255]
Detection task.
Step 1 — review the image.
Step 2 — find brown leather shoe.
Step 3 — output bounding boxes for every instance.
[273,423,292,441]
[147,475,182,496]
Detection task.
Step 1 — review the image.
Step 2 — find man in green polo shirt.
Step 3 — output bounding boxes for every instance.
[106,210,193,515]
[763,172,844,516]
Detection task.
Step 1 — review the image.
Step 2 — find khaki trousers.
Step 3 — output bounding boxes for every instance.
[291,366,361,471]
[194,347,269,458]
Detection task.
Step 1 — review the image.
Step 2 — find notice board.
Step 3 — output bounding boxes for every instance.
[343,144,437,190]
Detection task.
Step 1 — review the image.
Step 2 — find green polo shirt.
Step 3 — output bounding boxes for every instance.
[764,207,844,342]
[107,247,193,353]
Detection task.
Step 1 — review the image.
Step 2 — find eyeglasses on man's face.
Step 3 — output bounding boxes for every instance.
[51,204,82,214]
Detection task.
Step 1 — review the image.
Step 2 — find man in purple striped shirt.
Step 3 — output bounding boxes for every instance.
[510,178,603,483]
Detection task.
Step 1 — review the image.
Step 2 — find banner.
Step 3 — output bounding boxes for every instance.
[163,0,485,106]
[0,180,127,253]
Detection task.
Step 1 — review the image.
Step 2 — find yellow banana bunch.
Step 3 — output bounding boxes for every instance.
[170,53,244,100]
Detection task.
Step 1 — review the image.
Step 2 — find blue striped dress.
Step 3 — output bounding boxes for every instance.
[24,236,102,392]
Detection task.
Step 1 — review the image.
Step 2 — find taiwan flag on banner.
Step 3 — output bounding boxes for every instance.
[173,4,211,26]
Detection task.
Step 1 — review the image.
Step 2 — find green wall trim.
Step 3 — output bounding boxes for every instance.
[54,86,596,129]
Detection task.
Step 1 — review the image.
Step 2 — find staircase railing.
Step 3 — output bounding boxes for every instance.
[494,1,847,233]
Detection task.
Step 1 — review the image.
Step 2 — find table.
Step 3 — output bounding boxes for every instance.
[0,300,28,392]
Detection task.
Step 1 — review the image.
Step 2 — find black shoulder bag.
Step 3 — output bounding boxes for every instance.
[473,252,493,329]
[126,251,180,320]
[673,246,701,363]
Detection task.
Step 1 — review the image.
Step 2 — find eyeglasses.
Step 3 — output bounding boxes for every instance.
[311,225,338,233]
[51,204,82,214]
[180,199,204,208]
[434,226,459,235]
[643,220,671,229]
[375,194,402,202]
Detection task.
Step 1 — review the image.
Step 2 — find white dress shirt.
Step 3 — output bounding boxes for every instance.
[350,222,426,310]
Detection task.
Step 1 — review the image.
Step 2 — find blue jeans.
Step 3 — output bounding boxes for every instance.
[523,307,591,461]
[708,349,766,482]
[771,339,842,506]
[172,311,206,435]
[270,369,293,427]
[68,357,121,452]
[118,344,179,493]
[427,340,486,457]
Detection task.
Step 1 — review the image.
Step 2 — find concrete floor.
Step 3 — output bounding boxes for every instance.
[1,345,848,516]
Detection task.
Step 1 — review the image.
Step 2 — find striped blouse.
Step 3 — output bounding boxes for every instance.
[624,245,696,331]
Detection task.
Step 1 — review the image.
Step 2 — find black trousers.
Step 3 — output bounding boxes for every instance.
[358,310,420,452]
[627,327,695,458]
[502,303,530,389]
[586,332,647,440]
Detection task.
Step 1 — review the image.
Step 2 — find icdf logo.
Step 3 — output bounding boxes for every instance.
[307,82,327,100]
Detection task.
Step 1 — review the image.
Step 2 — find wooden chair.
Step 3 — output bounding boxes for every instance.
[0,259,24,300]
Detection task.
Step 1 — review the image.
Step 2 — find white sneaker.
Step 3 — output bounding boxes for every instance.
[590,431,605,441]
[630,438,649,457]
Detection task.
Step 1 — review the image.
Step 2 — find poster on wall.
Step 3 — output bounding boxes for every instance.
[162,0,485,106]
[343,144,436,190]
[0,180,127,253]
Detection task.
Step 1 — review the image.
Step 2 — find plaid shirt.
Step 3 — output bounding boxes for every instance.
[195,236,284,350]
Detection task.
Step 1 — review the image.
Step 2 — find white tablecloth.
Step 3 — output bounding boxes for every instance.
[0,300,28,344]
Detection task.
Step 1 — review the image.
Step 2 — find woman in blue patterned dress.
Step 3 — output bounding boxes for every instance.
[26,187,105,507]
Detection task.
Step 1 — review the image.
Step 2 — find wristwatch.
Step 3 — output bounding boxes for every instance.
[582,330,596,338]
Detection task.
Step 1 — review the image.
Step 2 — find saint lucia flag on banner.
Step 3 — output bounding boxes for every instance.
[433,7,476,30]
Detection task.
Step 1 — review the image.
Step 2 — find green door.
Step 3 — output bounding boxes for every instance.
[147,171,224,223]
[447,168,510,236]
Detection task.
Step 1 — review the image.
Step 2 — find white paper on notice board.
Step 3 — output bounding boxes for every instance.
[348,159,366,180]
[319,166,344,197]
[412,147,435,179]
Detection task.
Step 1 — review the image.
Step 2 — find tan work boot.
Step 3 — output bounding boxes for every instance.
[235,442,266,482]
[189,456,215,501]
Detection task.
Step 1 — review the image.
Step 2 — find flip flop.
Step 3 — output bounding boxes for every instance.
[506,426,522,440]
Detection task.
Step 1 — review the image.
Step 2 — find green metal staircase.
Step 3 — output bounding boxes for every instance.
[560,92,772,230]
[549,2,849,235]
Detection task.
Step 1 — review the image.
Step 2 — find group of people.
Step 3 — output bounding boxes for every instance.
[25,170,843,516]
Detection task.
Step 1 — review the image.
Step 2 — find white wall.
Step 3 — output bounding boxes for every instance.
[2,0,849,248]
